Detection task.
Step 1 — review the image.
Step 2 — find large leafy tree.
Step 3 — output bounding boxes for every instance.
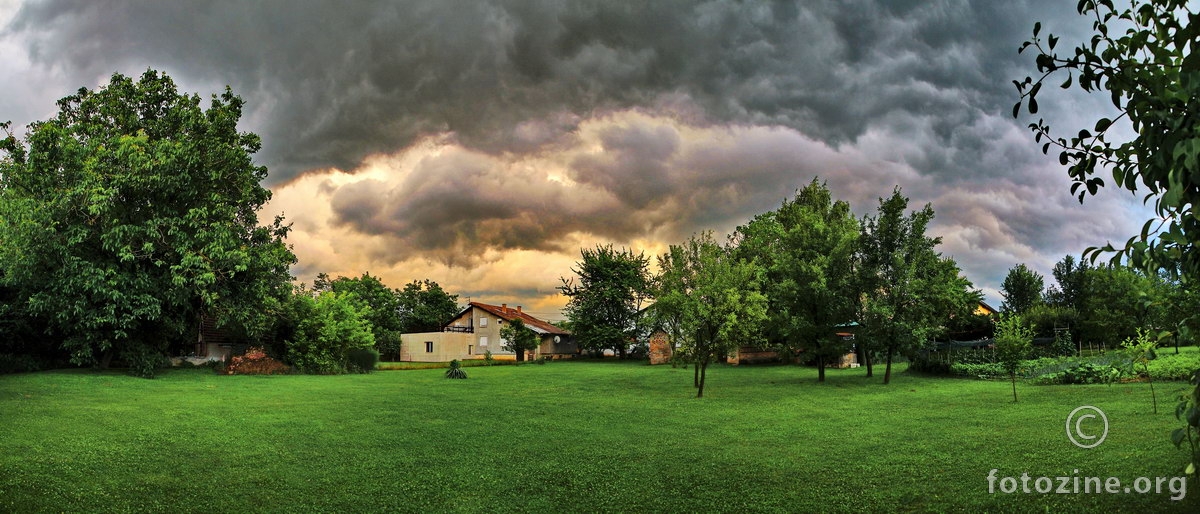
[734,178,859,382]
[559,245,652,358]
[858,189,975,384]
[654,232,767,398]
[396,279,459,334]
[1000,263,1045,314]
[0,70,294,374]
[1014,0,1200,477]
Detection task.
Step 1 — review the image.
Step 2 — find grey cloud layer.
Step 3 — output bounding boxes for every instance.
[7,0,1075,182]
[4,0,1128,304]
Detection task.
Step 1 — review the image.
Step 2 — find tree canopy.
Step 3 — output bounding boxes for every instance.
[734,178,859,382]
[1014,0,1200,280]
[654,232,768,397]
[559,245,652,358]
[499,317,539,362]
[396,279,460,334]
[326,272,404,359]
[857,188,977,384]
[1000,263,1045,314]
[0,70,294,376]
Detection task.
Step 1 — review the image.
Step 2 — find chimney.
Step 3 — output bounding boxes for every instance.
[517,306,523,314]
[502,303,507,312]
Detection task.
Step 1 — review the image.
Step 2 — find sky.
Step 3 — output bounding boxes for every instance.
[0,0,1154,320]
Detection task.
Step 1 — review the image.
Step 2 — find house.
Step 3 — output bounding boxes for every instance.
[643,324,859,367]
[399,302,576,362]
[975,301,999,317]
[727,325,860,367]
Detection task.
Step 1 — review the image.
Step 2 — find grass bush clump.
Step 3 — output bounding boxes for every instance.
[445,359,467,379]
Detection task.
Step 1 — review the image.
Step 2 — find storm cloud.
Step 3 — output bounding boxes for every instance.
[0,0,1148,310]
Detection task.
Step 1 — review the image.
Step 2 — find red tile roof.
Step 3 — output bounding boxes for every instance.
[468,302,570,335]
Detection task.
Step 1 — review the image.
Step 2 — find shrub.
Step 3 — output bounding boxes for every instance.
[0,353,43,374]
[950,362,1007,379]
[284,291,376,374]
[908,357,952,375]
[225,347,290,375]
[1029,362,1125,385]
[347,348,380,373]
[1147,352,1200,381]
[445,359,468,379]
[121,343,169,379]
[484,350,494,366]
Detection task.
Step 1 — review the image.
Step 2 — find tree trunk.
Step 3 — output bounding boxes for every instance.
[99,349,114,370]
[516,349,525,362]
[864,346,874,377]
[1147,365,1158,414]
[694,357,700,388]
[816,354,826,383]
[697,357,709,398]
[883,345,895,385]
[1010,373,1018,402]
[617,345,627,359]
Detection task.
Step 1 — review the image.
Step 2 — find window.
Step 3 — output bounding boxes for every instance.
[468,345,473,355]
[480,336,488,347]
[480,317,488,327]
[425,341,433,353]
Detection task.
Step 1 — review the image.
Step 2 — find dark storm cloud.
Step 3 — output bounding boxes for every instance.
[4,0,1125,305]
[5,0,1079,183]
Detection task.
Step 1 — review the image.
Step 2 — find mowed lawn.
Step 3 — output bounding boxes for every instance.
[1,361,1197,513]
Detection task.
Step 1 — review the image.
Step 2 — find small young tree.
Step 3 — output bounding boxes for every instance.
[654,232,768,398]
[995,315,1033,403]
[1123,328,1159,414]
[499,318,539,362]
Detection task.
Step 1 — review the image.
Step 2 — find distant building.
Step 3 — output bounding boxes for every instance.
[399,302,575,362]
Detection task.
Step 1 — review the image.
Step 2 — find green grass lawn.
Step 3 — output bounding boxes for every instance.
[2,361,1196,512]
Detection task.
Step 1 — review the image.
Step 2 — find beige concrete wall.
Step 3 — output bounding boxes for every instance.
[399,332,477,362]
